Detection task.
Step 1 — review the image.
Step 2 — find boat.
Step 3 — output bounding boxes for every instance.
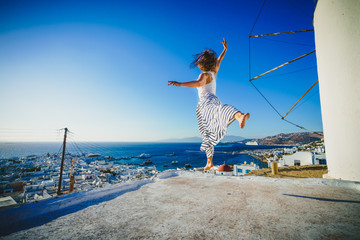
[144,159,152,165]
[246,141,258,146]
[185,164,191,168]
[165,153,176,157]
[171,161,178,165]
[139,153,151,159]
[163,164,168,167]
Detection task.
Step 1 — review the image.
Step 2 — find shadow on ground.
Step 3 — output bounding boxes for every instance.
[0,180,151,237]
[283,194,360,203]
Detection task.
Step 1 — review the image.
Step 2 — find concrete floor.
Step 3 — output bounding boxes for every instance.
[3,172,360,240]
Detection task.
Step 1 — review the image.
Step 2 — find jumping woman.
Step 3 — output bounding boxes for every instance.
[168,38,250,171]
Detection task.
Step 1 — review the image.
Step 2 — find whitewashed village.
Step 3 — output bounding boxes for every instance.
[0,154,159,206]
[0,138,326,207]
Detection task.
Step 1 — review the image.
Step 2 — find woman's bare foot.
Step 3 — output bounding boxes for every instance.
[204,164,213,171]
[204,158,214,171]
[235,112,250,129]
[204,162,214,170]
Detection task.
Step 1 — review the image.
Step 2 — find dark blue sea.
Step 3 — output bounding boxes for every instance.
[0,142,292,171]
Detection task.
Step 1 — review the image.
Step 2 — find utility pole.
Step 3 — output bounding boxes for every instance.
[57,128,68,195]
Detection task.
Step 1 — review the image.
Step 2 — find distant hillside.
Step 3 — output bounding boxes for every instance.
[159,132,322,145]
[249,132,323,145]
[159,135,245,143]
[221,135,245,142]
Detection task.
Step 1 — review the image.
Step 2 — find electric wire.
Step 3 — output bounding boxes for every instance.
[67,132,115,155]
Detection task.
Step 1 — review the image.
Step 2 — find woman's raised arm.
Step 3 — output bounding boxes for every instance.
[215,38,227,73]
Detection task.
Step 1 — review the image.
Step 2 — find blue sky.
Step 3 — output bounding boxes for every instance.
[0,0,321,142]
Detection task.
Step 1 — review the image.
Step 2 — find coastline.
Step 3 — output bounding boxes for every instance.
[0,141,323,206]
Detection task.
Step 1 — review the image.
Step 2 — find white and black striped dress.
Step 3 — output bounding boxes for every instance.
[196,71,240,158]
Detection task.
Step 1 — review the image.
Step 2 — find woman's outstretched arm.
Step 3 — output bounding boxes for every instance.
[168,73,210,88]
[215,38,227,73]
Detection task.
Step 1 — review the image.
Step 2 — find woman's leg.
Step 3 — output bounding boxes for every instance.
[204,147,214,170]
[234,112,250,129]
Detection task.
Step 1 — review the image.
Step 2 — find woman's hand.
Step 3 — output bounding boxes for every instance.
[168,81,181,86]
[221,38,227,49]
[215,38,228,73]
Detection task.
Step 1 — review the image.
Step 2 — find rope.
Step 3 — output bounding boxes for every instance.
[250,50,315,81]
[282,80,319,119]
[249,0,267,80]
[249,0,267,36]
[248,0,320,136]
[250,81,283,118]
[259,37,314,47]
[291,89,319,113]
[259,66,316,80]
[250,81,321,136]
[284,0,313,19]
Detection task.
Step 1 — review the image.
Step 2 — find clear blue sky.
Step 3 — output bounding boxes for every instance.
[0,0,321,142]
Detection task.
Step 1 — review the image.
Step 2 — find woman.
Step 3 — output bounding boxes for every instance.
[168,38,250,170]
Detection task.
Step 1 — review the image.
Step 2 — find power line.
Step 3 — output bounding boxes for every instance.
[67,132,115,155]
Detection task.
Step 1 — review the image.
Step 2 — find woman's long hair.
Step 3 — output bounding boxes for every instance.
[190,49,217,71]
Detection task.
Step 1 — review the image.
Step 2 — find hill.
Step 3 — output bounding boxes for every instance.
[159,132,322,145]
[244,132,323,145]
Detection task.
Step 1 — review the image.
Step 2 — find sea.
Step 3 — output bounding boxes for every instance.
[0,142,293,171]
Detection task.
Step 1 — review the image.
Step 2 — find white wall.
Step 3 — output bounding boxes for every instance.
[233,164,258,176]
[314,0,360,181]
[280,152,313,167]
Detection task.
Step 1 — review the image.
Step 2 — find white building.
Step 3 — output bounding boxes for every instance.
[25,184,43,192]
[283,147,296,154]
[216,164,233,176]
[314,153,327,165]
[41,179,54,187]
[233,162,259,176]
[81,174,94,180]
[278,151,313,167]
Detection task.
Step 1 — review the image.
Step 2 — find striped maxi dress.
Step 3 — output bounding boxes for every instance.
[196,71,240,158]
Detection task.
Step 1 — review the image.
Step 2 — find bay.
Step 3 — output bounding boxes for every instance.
[0,142,292,171]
